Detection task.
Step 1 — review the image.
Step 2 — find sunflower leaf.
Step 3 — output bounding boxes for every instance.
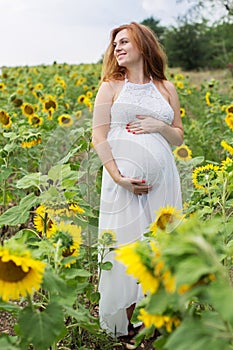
[16,173,48,190]
[17,302,66,350]
[57,145,82,164]
[0,335,20,350]
[0,193,39,226]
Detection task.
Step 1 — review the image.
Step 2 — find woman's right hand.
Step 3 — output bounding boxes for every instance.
[116,176,152,195]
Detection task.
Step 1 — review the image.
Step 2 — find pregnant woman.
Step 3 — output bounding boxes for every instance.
[92,22,184,338]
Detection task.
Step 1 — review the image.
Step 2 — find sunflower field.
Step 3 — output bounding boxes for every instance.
[0,63,232,350]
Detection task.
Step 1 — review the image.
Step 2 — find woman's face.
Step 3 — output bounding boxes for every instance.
[113,29,142,67]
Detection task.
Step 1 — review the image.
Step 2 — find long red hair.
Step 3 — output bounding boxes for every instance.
[101,22,167,82]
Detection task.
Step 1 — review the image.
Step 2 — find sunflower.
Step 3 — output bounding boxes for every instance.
[74,110,82,119]
[221,140,233,156]
[138,309,181,333]
[115,242,160,294]
[33,83,44,90]
[28,114,43,127]
[85,99,93,111]
[138,309,165,329]
[175,81,184,89]
[53,221,82,267]
[47,107,54,120]
[58,114,73,127]
[77,94,87,104]
[99,230,117,247]
[226,104,233,114]
[162,269,176,293]
[59,79,67,89]
[21,136,42,148]
[149,206,184,235]
[42,97,58,113]
[37,202,84,225]
[0,110,12,128]
[12,98,23,107]
[0,245,45,302]
[54,75,62,83]
[208,79,216,89]
[33,205,57,237]
[174,74,184,80]
[86,91,93,99]
[68,203,85,215]
[173,144,192,160]
[225,113,233,131]
[75,77,86,86]
[192,164,220,190]
[17,89,24,95]
[221,157,233,172]
[221,105,227,112]
[180,108,186,117]
[0,82,6,90]
[205,91,214,106]
[21,103,34,117]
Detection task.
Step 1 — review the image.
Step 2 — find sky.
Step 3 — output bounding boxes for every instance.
[0,0,198,67]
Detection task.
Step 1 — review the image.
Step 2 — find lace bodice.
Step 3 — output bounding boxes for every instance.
[110,79,174,128]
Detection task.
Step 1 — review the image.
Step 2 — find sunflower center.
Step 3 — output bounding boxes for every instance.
[61,117,70,124]
[0,112,9,125]
[32,116,40,124]
[177,148,188,158]
[45,100,56,110]
[13,98,23,107]
[62,248,75,257]
[228,106,233,113]
[157,214,173,230]
[0,259,29,282]
[25,105,34,115]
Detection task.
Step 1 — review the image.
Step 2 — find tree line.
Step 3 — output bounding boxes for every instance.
[141,17,233,71]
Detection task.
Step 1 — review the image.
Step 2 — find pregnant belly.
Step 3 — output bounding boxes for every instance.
[109,131,169,186]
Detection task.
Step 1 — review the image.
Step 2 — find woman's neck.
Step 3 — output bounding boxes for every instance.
[126,67,149,84]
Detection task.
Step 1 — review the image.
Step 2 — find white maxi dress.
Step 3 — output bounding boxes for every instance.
[98,78,182,337]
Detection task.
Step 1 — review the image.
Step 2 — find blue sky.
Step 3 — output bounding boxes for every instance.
[0,0,214,67]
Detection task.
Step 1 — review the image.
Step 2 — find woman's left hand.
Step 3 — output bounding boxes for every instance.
[126,115,164,134]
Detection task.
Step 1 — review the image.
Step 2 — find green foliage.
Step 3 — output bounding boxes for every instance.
[0,193,39,226]
[140,17,166,44]
[132,215,233,349]
[0,60,232,349]
[17,302,66,350]
[164,20,233,70]
[140,15,233,71]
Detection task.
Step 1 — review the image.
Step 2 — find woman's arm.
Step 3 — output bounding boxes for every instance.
[92,81,121,183]
[92,81,152,195]
[126,81,184,146]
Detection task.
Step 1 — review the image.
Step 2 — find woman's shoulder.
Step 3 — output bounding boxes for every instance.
[99,79,125,99]
[162,79,177,93]
[95,79,125,103]
[101,79,124,89]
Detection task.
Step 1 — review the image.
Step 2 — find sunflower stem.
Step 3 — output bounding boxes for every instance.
[51,342,57,350]
[86,144,93,275]
[54,238,62,273]
[26,293,34,310]
[2,154,10,210]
